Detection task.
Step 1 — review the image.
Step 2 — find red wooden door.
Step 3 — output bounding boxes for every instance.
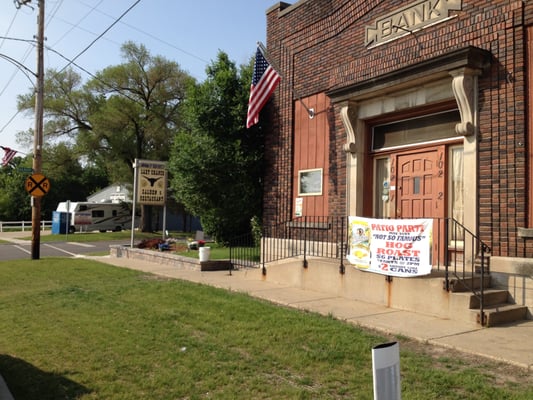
[395,147,446,265]
[396,148,445,219]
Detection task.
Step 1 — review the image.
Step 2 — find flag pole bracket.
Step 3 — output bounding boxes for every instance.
[257,42,315,120]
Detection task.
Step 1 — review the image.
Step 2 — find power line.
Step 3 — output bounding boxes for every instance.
[0,0,142,136]
[44,43,183,137]
[0,52,36,83]
[0,7,20,50]
[0,36,35,136]
[0,10,35,99]
[0,109,22,135]
[58,0,142,73]
[79,0,209,65]
[45,0,64,29]
[49,0,105,48]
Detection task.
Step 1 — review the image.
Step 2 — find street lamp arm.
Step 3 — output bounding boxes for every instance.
[0,52,37,86]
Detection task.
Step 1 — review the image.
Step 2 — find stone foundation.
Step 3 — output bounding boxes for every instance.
[109,245,232,272]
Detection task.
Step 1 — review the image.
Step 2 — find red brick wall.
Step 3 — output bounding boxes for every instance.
[263,0,533,257]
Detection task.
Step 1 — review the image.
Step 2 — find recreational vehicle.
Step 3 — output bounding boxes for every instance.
[56,201,138,233]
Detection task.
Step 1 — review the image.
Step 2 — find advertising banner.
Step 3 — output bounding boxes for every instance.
[347,217,432,277]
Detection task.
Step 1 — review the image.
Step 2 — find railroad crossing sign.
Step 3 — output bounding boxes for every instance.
[25,173,50,197]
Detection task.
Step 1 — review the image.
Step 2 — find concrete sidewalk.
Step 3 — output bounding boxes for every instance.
[91,254,533,371]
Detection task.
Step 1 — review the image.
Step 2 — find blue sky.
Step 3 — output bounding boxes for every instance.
[0,0,285,154]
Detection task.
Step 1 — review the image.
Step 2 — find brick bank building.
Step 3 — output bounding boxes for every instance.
[258,0,533,323]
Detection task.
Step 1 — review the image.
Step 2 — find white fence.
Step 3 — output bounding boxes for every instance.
[0,220,52,232]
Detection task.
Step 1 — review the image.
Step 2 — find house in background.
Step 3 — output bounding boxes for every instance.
[258,0,533,324]
[86,183,201,232]
[87,183,130,204]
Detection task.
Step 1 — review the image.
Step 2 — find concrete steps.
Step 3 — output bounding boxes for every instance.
[447,275,491,292]
[476,303,529,327]
[448,276,528,326]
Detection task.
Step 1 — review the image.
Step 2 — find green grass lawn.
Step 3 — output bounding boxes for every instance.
[0,258,531,399]
[13,230,191,243]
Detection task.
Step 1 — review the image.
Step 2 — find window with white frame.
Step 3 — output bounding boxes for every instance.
[298,168,323,196]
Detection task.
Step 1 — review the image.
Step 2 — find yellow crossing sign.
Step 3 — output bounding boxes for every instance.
[25,173,50,197]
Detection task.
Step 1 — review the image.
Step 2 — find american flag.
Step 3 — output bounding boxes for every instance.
[1,146,17,166]
[246,47,281,129]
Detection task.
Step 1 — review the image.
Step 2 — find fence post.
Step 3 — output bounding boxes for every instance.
[229,239,233,276]
[479,243,490,326]
[444,218,449,291]
[303,216,308,268]
[261,227,266,275]
[339,216,345,274]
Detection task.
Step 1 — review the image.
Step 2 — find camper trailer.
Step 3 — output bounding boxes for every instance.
[56,201,138,233]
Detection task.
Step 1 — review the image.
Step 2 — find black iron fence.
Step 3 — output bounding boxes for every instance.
[260,216,348,273]
[228,233,261,270]
[229,216,490,319]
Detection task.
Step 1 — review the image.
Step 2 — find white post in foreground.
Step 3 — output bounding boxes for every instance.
[372,341,401,400]
[130,159,139,248]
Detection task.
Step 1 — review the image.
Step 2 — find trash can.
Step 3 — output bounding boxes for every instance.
[199,246,211,262]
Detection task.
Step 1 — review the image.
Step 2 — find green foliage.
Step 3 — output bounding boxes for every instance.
[169,52,262,242]
[0,142,108,221]
[16,42,194,185]
[15,42,195,230]
[39,142,109,219]
[76,42,194,185]
[250,215,262,247]
[0,160,31,220]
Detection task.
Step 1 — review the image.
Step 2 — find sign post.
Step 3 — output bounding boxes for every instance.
[65,200,70,239]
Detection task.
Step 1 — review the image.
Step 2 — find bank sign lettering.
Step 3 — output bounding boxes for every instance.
[365,0,462,47]
[347,217,432,277]
[136,160,167,206]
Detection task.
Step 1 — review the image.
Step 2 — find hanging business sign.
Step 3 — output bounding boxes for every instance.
[135,159,167,206]
[365,0,462,47]
[347,216,432,277]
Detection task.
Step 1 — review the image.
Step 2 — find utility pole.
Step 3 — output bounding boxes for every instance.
[31,0,45,260]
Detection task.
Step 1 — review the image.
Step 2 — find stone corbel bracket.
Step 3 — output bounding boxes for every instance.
[450,67,481,136]
[340,101,358,153]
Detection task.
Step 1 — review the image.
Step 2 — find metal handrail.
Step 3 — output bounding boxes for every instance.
[229,216,491,324]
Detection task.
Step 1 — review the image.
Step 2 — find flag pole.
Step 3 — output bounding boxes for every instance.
[0,146,28,156]
[257,42,315,119]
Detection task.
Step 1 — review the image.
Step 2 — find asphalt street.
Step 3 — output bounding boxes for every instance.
[0,237,128,261]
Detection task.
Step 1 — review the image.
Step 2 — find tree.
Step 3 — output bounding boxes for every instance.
[0,142,109,221]
[18,42,194,230]
[82,42,193,173]
[0,158,31,221]
[169,52,262,242]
